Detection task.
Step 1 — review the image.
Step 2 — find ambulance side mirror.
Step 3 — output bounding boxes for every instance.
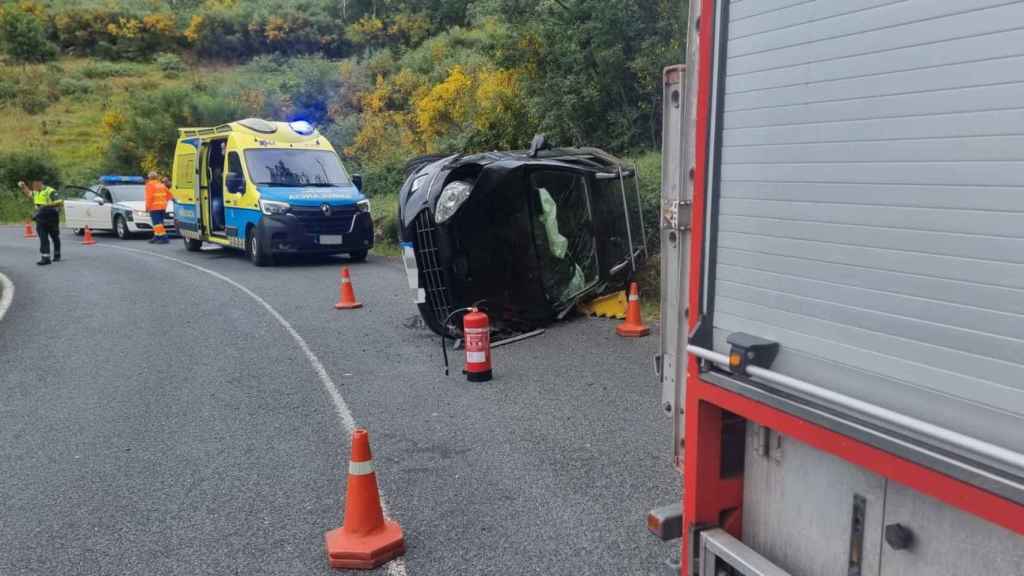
[226,172,245,194]
[352,174,363,192]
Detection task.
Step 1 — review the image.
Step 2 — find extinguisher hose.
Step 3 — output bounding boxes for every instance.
[441,307,475,376]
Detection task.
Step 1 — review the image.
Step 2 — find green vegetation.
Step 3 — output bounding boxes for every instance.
[1,1,682,315]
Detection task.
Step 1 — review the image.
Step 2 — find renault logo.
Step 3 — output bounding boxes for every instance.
[321,204,332,216]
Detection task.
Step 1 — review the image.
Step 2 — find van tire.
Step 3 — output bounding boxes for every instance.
[349,249,368,262]
[184,237,203,252]
[247,228,272,267]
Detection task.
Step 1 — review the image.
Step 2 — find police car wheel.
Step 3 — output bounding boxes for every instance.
[247,228,272,267]
[114,215,131,240]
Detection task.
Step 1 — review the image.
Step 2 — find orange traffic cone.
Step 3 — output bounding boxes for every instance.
[616,282,650,337]
[81,225,96,246]
[23,219,36,239]
[334,266,363,310]
[325,429,406,570]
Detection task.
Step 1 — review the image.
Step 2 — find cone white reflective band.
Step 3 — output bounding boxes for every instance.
[686,344,1024,475]
[341,277,350,284]
[349,460,375,476]
[629,294,639,302]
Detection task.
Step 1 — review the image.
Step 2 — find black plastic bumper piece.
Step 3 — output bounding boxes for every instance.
[255,212,374,255]
[647,502,683,541]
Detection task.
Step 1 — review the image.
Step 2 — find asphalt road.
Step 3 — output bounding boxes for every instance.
[0,226,679,576]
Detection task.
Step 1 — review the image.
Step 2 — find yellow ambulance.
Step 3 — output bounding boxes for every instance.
[171,118,372,265]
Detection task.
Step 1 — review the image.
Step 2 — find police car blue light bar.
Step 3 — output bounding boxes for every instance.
[100,175,145,184]
[289,121,315,136]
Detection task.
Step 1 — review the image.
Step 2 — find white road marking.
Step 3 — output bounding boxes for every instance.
[100,245,408,576]
[0,272,14,322]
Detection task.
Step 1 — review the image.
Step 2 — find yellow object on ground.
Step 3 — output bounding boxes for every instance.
[578,290,628,319]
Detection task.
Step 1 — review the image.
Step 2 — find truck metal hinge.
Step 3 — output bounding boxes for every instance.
[676,200,692,231]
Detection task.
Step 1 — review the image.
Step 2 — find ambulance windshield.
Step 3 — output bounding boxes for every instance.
[245,149,351,187]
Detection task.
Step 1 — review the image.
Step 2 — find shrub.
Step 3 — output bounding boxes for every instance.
[57,76,94,97]
[155,52,185,76]
[77,60,142,80]
[0,187,34,223]
[0,150,61,189]
[104,85,244,174]
[0,9,56,64]
[627,150,662,255]
[0,76,16,102]
[16,86,49,114]
[371,193,401,248]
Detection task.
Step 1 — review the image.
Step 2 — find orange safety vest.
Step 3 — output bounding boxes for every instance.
[145,180,172,211]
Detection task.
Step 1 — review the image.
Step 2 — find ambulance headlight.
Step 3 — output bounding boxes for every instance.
[434,180,473,223]
[356,199,371,213]
[259,199,290,215]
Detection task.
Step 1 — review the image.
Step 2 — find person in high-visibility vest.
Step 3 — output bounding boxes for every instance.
[20,179,63,265]
[144,171,172,244]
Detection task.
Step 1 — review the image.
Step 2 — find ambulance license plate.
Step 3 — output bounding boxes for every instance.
[320,235,343,245]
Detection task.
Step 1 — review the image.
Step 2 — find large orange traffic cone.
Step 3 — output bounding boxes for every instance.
[81,225,97,245]
[325,429,406,570]
[616,282,650,337]
[334,266,363,310]
[23,220,36,239]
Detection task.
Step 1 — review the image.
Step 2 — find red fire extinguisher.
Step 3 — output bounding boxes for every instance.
[441,306,493,382]
[462,308,492,382]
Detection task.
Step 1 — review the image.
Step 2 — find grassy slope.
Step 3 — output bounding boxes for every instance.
[0,58,192,221]
[0,58,193,181]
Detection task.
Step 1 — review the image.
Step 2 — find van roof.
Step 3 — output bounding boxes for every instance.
[177,118,320,142]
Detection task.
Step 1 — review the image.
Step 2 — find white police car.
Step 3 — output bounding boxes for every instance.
[63,176,176,239]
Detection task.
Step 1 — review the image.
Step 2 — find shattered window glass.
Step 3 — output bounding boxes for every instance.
[529,170,600,307]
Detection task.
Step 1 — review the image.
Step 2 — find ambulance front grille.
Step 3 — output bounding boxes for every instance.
[290,206,357,235]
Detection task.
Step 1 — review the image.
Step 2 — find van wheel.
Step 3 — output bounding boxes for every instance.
[184,237,203,252]
[247,228,272,267]
[73,228,84,236]
[114,215,131,240]
[349,249,368,262]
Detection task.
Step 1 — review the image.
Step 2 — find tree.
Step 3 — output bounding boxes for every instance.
[497,0,686,150]
[0,8,56,64]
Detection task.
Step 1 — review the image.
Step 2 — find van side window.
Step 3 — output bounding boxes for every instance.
[176,154,195,189]
[227,152,243,182]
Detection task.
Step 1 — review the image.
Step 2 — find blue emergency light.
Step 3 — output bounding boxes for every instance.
[289,120,315,136]
[100,175,145,185]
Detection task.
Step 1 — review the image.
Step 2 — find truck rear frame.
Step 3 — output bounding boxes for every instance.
[663,1,1024,574]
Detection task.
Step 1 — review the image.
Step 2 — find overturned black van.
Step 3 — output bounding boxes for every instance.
[398,138,648,336]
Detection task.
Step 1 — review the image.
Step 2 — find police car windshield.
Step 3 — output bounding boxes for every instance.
[107,185,146,202]
[244,149,351,187]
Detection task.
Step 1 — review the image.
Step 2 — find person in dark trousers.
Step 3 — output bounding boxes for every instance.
[20,179,62,265]
[145,171,172,244]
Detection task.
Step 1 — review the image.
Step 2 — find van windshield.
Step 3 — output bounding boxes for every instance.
[244,149,351,187]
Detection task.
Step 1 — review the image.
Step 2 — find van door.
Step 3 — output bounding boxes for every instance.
[223,150,245,241]
[203,139,228,236]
